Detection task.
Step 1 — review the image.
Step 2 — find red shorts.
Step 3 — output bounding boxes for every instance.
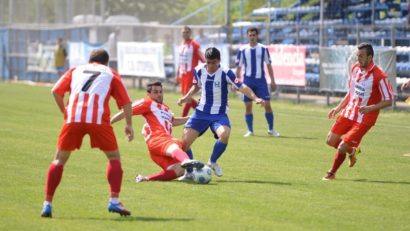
[331,117,372,148]
[57,123,118,151]
[180,72,194,95]
[146,136,183,170]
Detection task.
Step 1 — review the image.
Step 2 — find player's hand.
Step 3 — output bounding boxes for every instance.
[270,81,277,92]
[177,97,185,106]
[328,108,338,119]
[125,124,134,142]
[255,98,265,107]
[359,105,372,114]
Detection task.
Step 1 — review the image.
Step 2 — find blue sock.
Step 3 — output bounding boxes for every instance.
[186,149,194,173]
[245,114,253,132]
[265,112,274,131]
[186,149,194,159]
[210,140,227,163]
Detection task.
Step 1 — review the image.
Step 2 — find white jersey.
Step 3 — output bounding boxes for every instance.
[235,43,271,80]
[193,64,242,114]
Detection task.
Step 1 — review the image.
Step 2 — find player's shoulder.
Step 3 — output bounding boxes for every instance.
[220,66,232,74]
[195,63,207,72]
[191,39,201,47]
[257,43,267,48]
[372,64,388,79]
[132,97,150,107]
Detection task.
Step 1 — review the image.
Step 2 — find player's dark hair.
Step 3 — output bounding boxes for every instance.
[357,43,374,57]
[205,47,220,60]
[89,48,109,65]
[147,81,162,93]
[247,27,259,35]
[183,25,191,32]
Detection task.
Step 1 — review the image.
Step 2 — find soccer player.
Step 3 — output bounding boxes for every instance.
[176,25,205,117]
[110,81,204,182]
[322,43,393,180]
[177,47,264,178]
[41,48,134,218]
[235,27,279,138]
[54,37,67,77]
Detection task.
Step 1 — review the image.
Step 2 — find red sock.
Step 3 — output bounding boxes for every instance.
[182,103,190,117]
[190,99,198,109]
[330,151,346,174]
[45,163,64,202]
[171,149,189,162]
[107,160,123,196]
[147,169,177,181]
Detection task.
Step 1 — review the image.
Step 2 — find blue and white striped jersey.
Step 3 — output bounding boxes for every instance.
[193,65,243,114]
[235,43,271,80]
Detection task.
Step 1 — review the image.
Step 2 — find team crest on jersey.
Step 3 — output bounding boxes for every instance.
[214,81,221,88]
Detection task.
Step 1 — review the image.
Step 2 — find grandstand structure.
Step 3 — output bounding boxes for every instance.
[248,0,409,90]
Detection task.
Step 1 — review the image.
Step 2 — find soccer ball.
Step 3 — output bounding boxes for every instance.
[193,165,212,184]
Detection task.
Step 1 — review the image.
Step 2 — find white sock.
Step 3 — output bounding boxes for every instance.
[110,197,119,204]
[43,201,51,206]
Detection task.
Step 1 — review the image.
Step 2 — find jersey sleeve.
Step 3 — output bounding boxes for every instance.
[193,68,201,87]
[131,98,150,115]
[226,69,243,89]
[263,47,272,64]
[377,71,393,101]
[52,67,75,96]
[110,71,132,109]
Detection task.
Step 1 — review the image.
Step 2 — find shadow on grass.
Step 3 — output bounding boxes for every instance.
[249,135,318,140]
[342,178,410,185]
[216,179,292,186]
[57,216,193,222]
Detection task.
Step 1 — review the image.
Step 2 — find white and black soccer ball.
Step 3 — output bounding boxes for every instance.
[193,165,212,184]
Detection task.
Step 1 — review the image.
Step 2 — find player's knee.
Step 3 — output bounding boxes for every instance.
[326,138,335,147]
[337,142,350,154]
[218,132,230,143]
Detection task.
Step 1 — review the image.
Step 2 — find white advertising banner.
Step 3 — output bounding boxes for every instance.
[118,42,165,78]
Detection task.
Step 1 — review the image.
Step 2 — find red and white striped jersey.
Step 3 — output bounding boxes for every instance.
[52,63,131,125]
[341,60,392,126]
[178,39,205,75]
[131,97,174,141]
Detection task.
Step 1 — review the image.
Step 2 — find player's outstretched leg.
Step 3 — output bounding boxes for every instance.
[181,159,204,169]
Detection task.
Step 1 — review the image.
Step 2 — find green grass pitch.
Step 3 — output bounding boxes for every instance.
[0,83,409,231]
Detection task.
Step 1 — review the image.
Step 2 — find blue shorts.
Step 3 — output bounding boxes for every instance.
[185,109,230,139]
[243,78,271,102]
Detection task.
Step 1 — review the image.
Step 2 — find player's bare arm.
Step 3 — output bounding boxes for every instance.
[359,99,392,114]
[172,116,190,126]
[328,94,350,119]
[267,64,276,91]
[239,84,265,106]
[110,110,125,124]
[52,91,66,114]
[177,85,200,106]
[235,66,242,82]
[122,102,134,142]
